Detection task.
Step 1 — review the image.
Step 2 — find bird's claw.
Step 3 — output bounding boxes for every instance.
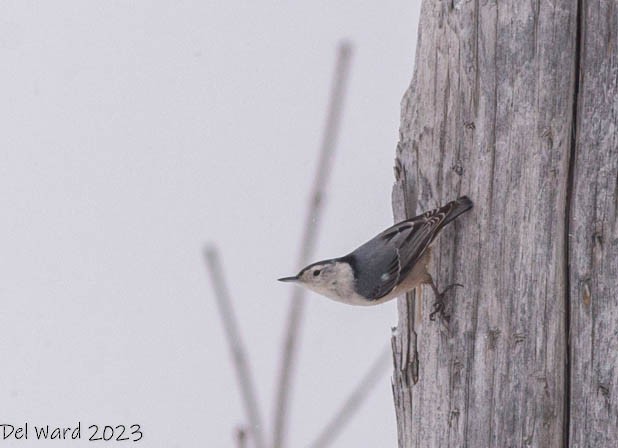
[429,301,447,321]
[429,283,463,322]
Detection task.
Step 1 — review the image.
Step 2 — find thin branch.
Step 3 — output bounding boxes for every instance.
[204,246,266,448]
[235,427,248,448]
[272,41,354,448]
[307,345,392,448]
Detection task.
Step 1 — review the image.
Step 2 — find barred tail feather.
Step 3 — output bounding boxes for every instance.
[439,196,474,228]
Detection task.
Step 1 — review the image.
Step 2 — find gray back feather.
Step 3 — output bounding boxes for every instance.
[347,196,473,301]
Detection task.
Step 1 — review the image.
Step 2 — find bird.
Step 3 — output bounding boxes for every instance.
[278,196,473,320]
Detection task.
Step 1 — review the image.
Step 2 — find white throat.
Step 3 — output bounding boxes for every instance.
[304,262,368,305]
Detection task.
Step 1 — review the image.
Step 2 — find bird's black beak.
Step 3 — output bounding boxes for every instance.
[278,276,299,283]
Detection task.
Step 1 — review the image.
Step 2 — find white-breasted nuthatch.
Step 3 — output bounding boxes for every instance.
[278,196,473,320]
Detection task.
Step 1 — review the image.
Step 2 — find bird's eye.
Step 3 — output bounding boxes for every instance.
[313,269,321,277]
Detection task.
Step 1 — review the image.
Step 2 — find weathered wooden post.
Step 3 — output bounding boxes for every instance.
[391,1,618,446]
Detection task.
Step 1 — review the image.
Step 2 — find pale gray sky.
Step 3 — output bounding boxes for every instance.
[1,1,420,446]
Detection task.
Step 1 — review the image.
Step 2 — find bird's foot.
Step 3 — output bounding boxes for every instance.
[429,283,463,322]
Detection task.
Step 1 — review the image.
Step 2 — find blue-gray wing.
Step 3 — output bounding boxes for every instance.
[346,196,473,301]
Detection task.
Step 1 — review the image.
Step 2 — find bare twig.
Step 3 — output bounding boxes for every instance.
[204,246,266,448]
[272,41,353,448]
[235,426,248,448]
[307,345,392,448]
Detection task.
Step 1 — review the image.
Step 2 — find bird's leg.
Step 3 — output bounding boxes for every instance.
[428,281,463,322]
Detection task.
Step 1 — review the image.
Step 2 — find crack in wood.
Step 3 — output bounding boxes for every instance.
[564,0,585,445]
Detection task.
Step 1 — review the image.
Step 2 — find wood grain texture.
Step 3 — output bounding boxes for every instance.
[569,0,618,446]
[391,0,580,446]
